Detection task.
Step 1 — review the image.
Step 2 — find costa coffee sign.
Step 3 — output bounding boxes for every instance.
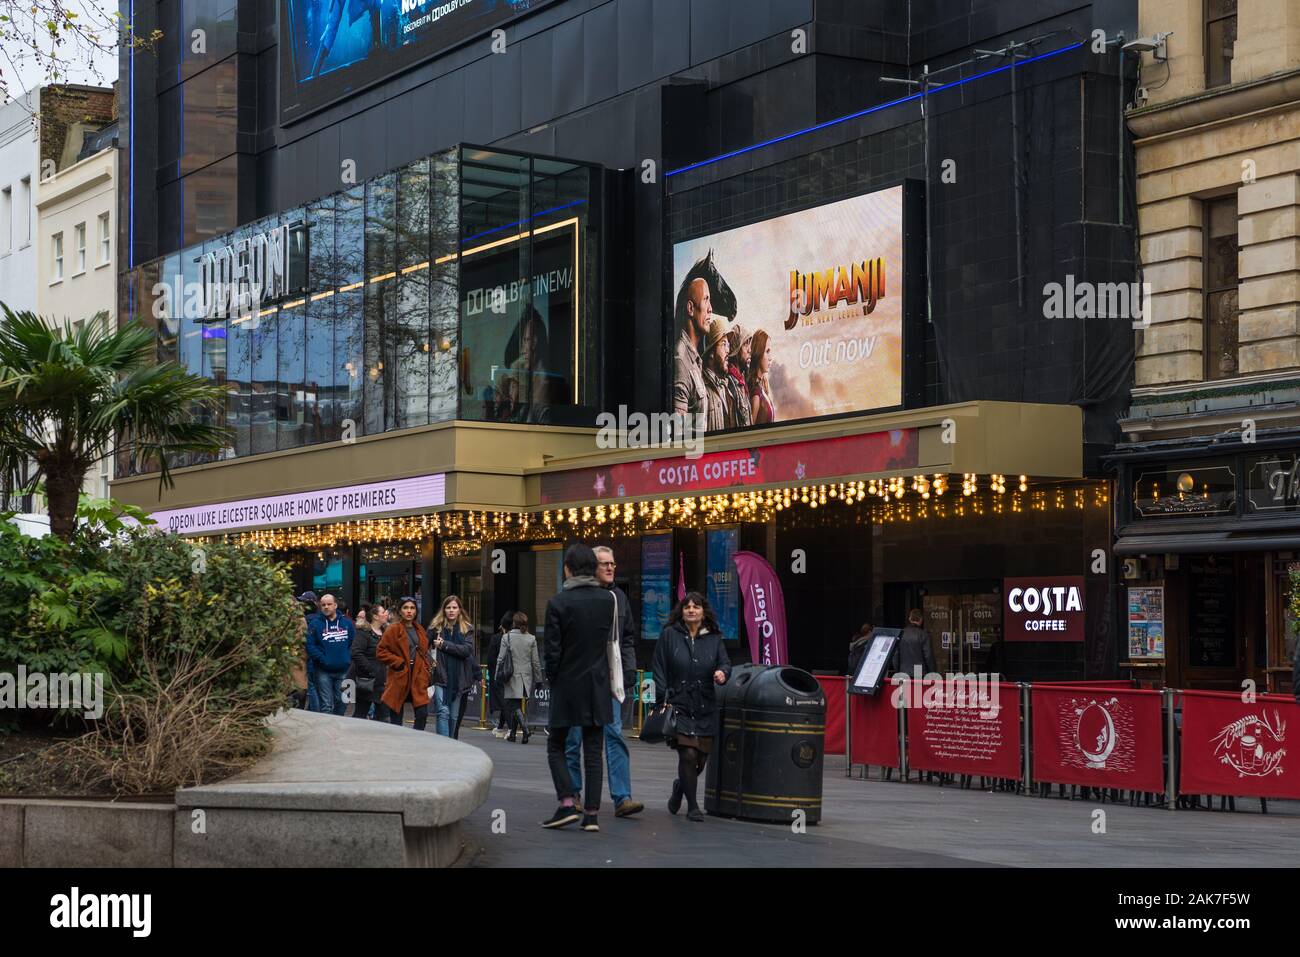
[539,428,919,505]
[1004,576,1085,642]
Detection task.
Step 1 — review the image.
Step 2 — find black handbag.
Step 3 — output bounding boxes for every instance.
[639,693,678,744]
[496,634,515,689]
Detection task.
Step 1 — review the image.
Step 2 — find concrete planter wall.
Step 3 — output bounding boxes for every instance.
[1,710,492,868]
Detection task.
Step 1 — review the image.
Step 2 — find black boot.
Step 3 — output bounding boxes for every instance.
[668,779,683,815]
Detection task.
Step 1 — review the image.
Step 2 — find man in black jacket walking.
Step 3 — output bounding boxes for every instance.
[541,543,615,832]
[892,608,937,681]
[564,546,643,818]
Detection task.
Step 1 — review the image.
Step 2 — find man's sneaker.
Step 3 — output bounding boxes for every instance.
[541,806,582,829]
[615,799,644,818]
[580,813,600,832]
[686,808,705,822]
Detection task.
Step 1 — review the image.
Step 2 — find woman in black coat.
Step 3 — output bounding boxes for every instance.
[651,591,731,822]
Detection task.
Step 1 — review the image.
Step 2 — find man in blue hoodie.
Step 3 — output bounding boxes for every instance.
[307,593,355,716]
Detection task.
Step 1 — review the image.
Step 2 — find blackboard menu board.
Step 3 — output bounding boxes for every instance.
[1187,558,1235,668]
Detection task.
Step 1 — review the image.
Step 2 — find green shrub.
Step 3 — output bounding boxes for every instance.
[0,521,123,688]
[104,532,301,712]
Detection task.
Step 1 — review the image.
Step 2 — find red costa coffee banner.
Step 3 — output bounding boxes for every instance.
[1004,576,1086,642]
[816,675,847,756]
[539,428,919,505]
[905,681,1021,779]
[1031,686,1164,792]
[848,682,900,768]
[1179,691,1300,799]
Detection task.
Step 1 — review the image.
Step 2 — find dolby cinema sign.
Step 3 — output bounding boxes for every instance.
[197,222,307,319]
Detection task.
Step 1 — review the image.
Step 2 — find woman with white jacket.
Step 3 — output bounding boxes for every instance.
[496,611,545,743]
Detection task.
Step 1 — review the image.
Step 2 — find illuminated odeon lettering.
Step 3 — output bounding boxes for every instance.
[198,223,291,319]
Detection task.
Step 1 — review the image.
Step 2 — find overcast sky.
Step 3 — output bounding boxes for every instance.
[2,0,120,101]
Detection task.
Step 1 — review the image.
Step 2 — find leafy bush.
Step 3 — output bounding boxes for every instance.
[0,505,302,793]
[0,521,124,689]
[103,533,301,712]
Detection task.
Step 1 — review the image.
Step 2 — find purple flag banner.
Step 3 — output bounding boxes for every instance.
[733,551,789,666]
[677,552,687,602]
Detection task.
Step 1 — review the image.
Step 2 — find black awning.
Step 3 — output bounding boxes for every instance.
[1115,530,1300,555]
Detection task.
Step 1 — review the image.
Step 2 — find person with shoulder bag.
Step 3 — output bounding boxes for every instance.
[376,597,432,730]
[351,604,390,720]
[429,595,478,738]
[496,611,544,743]
[565,545,643,818]
[650,591,731,822]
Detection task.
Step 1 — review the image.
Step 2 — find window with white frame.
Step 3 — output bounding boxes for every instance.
[97,454,111,500]
[98,212,110,264]
[75,222,86,273]
[19,177,30,245]
[52,232,63,280]
[1,187,10,255]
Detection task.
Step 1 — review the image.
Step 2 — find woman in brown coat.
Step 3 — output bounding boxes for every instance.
[377,596,433,730]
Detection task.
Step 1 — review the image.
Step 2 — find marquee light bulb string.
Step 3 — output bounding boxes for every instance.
[216,477,1109,552]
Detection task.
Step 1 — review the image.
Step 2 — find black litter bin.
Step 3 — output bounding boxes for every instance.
[705,664,826,824]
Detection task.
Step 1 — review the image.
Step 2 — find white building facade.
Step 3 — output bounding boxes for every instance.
[0,91,39,316]
[36,143,118,501]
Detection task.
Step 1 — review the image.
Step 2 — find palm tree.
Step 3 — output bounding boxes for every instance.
[0,306,230,541]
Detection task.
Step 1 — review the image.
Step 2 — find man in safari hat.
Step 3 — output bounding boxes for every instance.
[725,321,753,428]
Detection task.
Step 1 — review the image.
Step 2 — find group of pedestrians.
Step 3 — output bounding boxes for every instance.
[537,542,731,831]
[290,539,736,832]
[294,590,479,738]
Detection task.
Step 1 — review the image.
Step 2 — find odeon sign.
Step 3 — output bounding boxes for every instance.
[1003,576,1086,642]
[148,473,446,536]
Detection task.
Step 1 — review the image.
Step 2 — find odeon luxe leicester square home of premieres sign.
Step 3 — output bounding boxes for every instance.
[150,473,447,536]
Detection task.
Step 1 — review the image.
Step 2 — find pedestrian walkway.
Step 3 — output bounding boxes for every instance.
[450,727,1298,867]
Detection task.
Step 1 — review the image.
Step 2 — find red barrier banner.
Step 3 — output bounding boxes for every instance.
[1179,691,1300,799]
[816,675,846,755]
[1031,686,1164,792]
[848,683,900,768]
[1034,681,1136,689]
[904,680,1021,779]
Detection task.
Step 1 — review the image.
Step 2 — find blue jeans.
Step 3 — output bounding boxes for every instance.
[433,685,452,736]
[567,697,631,805]
[313,670,347,716]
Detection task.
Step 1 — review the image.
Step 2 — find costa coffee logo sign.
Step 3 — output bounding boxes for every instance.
[1004,576,1085,642]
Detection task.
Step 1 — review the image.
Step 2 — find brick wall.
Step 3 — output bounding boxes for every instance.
[39,84,115,173]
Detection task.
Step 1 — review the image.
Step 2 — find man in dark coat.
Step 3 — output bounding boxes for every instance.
[891,608,936,680]
[565,546,643,818]
[541,543,616,831]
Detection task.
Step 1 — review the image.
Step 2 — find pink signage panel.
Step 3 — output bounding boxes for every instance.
[149,473,447,535]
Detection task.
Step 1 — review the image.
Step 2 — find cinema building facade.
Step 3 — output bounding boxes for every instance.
[114,0,1139,679]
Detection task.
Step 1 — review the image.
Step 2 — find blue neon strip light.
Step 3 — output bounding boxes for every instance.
[460,199,586,246]
[129,0,135,269]
[666,39,1085,178]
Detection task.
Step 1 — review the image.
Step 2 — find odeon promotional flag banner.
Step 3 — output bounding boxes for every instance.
[733,551,788,666]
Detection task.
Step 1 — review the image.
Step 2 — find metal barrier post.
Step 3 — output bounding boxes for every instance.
[633,669,645,734]
[898,680,909,783]
[1164,687,1176,811]
[477,667,489,729]
[844,679,853,779]
[1021,683,1031,795]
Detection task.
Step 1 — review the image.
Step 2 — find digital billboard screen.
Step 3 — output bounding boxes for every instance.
[280,0,558,122]
[670,184,908,433]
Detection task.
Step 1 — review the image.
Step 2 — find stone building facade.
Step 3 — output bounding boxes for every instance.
[1112,0,1300,693]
